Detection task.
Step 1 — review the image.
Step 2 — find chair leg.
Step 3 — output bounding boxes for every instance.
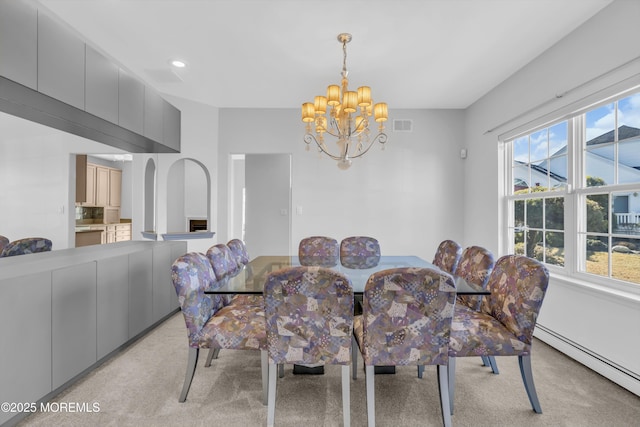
[488,356,500,374]
[417,365,425,379]
[519,355,542,413]
[278,364,284,378]
[267,362,277,427]
[447,357,456,415]
[352,335,359,380]
[178,347,199,402]
[342,365,351,427]
[204,348,220,367]
[481,355,490,366]
[261,350,269,406]
[437,365,452,427]
[365,365,375,426]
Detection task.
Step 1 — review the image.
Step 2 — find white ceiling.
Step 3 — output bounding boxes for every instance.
[33,0,614,110]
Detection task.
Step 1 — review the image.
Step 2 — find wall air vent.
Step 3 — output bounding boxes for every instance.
[393,119,413,132]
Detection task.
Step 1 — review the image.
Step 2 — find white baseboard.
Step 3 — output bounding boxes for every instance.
[534,325,640,396]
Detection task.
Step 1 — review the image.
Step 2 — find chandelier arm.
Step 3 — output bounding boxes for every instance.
[348,132,388,159]
[303,133,344,161]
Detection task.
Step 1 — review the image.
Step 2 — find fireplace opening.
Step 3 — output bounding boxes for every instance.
[189,219,208,232]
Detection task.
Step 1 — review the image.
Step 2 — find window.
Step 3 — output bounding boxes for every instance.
[506,90,640,287]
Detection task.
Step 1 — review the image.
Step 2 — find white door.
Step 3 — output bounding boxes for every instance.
[244,154,291,257]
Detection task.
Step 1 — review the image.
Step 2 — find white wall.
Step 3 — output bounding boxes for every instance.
[217,108,467,259]
[463,0,640,394]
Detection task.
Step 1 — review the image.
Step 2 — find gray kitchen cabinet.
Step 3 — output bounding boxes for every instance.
[51,262,97,389]
[128,249,154,338]
[0,0,38,89]
[152,244,173,323]
[163,99,181,151]
[37,13,85,109]
[97,254,130,359]
[144,88,164,143]
[118,68,145,134]
[85,45,119,124]
[0,272,52,426]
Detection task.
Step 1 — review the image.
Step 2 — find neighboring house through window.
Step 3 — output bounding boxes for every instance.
[505,90,640,288]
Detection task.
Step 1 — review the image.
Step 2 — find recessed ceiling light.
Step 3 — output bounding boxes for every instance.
[170,59,187,68]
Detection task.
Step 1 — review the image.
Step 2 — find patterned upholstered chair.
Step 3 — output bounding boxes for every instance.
[0,235,9,255]
[264,266,353,427]
[206,243,240,280]
[0,237,52,257]
[298,236,339,267]
[448,255,549,415]
[453,246,498,373]
[353,267,456,427]
[227,238,250,267]
[339,236,381,269]
[432,240,462,274]
[171,252,268,404]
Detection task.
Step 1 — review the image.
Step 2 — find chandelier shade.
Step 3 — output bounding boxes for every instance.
[302,33,388,169]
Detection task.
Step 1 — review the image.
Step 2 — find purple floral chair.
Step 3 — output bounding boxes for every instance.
[227,238,250,267]
[452,246,498,373]
[0,237,52,257]
[448,255,549,415]
[171,252,268,404]
[298,236,339,267]
[263,266,353,427]
[0,235,9,254]
[353,267,456,427]
[432,240,462,274]
[339,236,381,269]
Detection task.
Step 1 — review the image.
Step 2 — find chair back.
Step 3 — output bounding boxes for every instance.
[0,237,52,257]
[0,235,9,254]
[359,267,456,366]
[432,239,462,274]
[480,255,549,345]
[171,252,225,347]
[454,246,495,310]
[264,266,353,365]
[298,236,339,267]
[340,236,381,269]
[227,238,250,266]
[206,243,239,280]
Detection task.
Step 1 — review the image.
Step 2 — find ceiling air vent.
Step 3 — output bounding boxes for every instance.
[393,119,413,132]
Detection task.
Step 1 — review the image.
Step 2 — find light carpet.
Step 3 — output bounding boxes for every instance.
[17,313,640,427]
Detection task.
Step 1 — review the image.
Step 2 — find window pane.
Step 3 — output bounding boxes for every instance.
[545,197,564,230]
[618,138,640,184]
[527,198,543,228]
[585,145,614,186]
[611,238,640,284]
[530,129,548,162]
[612,192,639,235]
[545,231,564,266]
[585,235,609,277]
[549,122,568,154]
[617,93,640,141]
[514,231,524,255]
[513,136,529,163]
[585,103,615,143]
[548,154,567,190]
[514,200,525,228]
[526,230,543,259]
[586,194,609,233]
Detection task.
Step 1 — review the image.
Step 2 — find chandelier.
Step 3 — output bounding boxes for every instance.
[301,33,388,170]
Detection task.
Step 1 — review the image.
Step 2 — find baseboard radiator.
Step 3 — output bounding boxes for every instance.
[535,324,640,396]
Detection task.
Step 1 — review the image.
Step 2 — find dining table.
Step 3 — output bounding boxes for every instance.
[205,255,488,375]
[205,255,489,296]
